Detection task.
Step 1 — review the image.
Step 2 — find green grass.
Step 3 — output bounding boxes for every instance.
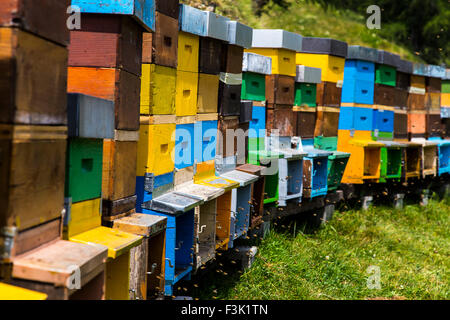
[182,0,421,62]
[193,198,449,300]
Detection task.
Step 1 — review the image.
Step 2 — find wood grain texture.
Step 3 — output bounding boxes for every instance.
[199,37,223,75]
[197,73,219,114]
[394,112,408,139]
[142,12,178,68]
[316,81,342,107]
[407,93,426,111]
[395,88,409,108]
[217,117,239,157]
[266,105,295,136]
[129,238,148,300]
[374,83,396,107]
[147,231,165,297]
[1,126,66,232]
[265,75,295,105]
[295,110,317,139]
[0,0,70,46]
[68,67,140,131]
[102,195,137,217]
[426,113,443,138]
[11,218,61,257]
[155,0,180,19]
[221,44,243,74]
[425,92,441,111]
[315,108,340,137]
[102,140,137,202]
[0,28,67,125]
[69,14,143,76]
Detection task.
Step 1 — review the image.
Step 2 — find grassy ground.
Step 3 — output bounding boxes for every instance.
[182,0,421,62]
[191,197,449,300]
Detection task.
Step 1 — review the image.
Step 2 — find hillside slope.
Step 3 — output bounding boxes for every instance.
[182,0,421,62]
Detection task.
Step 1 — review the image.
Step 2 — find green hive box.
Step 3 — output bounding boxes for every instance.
[442,80,450,94]
[294,83,317,107]
[379,147,403,183]
[248,150,283,205]
[375,65,397,87]
[327,151,350,191]
[314,136,338,151]
[241,72,266,101]
[65,138,103,203]
[372,131,394,141]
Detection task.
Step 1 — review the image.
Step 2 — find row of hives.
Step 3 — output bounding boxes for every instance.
[0,0,449,300]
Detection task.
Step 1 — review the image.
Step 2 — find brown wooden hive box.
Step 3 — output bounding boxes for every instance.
[266,75,295,105]
[142,12,178,68]
[69,14,143,77]
[316,82,342,108]
[0,28,68,125]
[0,0,70,46]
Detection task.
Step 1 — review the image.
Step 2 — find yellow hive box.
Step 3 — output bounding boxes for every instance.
[296,53,345,83]
[194,161,239,191]
[64,198,102,239]
[177,31,199,73]
[137,123,176,176]
[70,226,142,300]
[441,93,450,107]
[141,64,176,115]
[337,130,384,184]
[245,48,296,76]
[0,283,47,300]
[176,70,199,116]
[197,73,219,113]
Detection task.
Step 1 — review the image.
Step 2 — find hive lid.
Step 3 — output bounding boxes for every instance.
[12,240,107,287]
[427,137,450,146]
[204,11,230,41]
[218,170,259,187]
[427,64,446,79]
[227,21,253,48]
[296,65,322,84]
[71,0,155,32]
[144,192,204,215]
[179,4,207,36]
[303,145,333,158]
[236,163,266,176]
[377,50,401,67]
[67,93,115,139]
[175,182,225,201]
[251,29,302,52]
[382,141,408,148]
[346,45,378,63]
[113,213,167,237]
[329,151,351,159]
[69,227,142,259]
[300,37,348,57]
[0,283,47,300]
[242,52,272,75]
[412,63,428,76]
[397,59,413,74]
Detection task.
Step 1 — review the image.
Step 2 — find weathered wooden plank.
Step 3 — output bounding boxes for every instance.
[0,0,70,46]
[266,75,295,105]
[0,125,67,232]
[69,14,143,76]
[142,12,178,68]
[102,140,137,202]
[0,28,68,125]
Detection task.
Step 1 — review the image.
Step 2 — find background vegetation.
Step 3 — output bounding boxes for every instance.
[182,0,449,65]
